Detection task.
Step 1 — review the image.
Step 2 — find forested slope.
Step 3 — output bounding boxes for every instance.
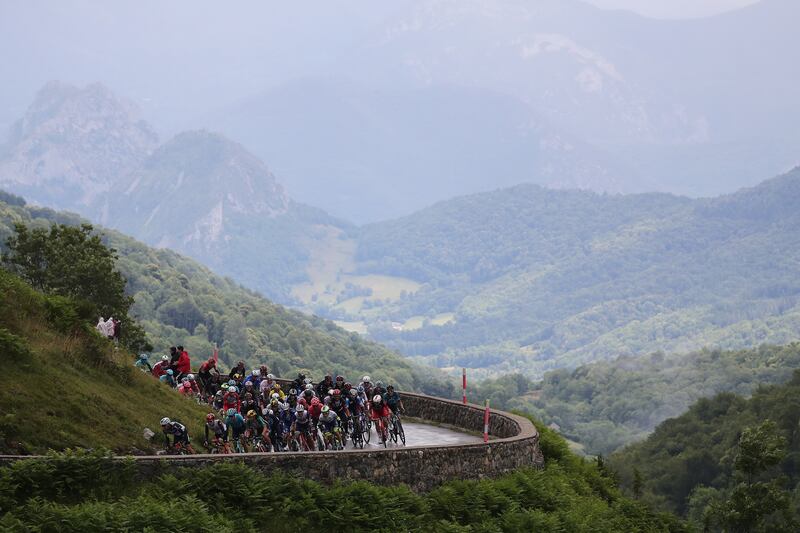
[353,168,800,376]
[468,343,800,455]
[0,191,449,396]
[610,373,800,531]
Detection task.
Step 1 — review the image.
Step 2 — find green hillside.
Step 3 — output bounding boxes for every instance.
[469,343,800,455]
[610,373,800,530]
[0,269,208,454]
[0,419,686,532]
[0,191,449,396]
[344,168,800,377]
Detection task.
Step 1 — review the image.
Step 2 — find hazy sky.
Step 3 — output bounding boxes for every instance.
[585,0,760,18]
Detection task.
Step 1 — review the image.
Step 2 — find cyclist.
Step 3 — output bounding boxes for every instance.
[212,390,225,412]
[244,409,271,450]
[290,372,304,391]
[134,354,152,372]
[361,375,373,398]
[224,408,247,452]
[334,375,346,392]
[329,389,350,420]
[242,380,257,400]
[316,374,334,398]
[203,413,230,453]
[277,402,295,449]
[292,404,314,451]
[318,405,343,449]
[160,417,192,453]
[160,369,176,388]
[240,392,259,419]
[152,355,170,378]
[270,382,286,400]
[286,388,299,410]
[308,396,323,424]
[223,385,240,413]
[372,380,386,398]
[384,385,405,414]
[198,357,219,394]
[369,394,391,443]
[243,369,261,389]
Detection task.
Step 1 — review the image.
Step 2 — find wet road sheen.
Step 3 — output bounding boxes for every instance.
[360,421,482,450]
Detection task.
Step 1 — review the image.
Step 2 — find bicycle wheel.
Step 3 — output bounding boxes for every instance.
[316,432,325,451]
[397,418,405,445]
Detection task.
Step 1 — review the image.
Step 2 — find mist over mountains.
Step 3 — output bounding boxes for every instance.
[1,0,798,222]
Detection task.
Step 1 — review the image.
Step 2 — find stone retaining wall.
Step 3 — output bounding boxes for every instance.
[0,390,543,492]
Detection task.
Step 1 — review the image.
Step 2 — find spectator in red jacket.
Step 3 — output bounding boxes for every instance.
[176,345,191,379]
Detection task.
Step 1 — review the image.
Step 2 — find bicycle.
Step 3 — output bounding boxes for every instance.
[251,435,270,453]
[350,415,365,449]
[389,411,406,445]
[359,412,371,444]
[374,417,388,448]
[204,438,231,454]
[166,440,196,455]
[232,435,246,454]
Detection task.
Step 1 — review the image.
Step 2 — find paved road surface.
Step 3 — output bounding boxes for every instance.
[360,421,482,450]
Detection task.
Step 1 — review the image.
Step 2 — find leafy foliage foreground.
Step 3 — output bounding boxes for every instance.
[0,423,685,532]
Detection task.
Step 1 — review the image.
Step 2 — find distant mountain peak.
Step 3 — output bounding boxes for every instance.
[0,81,158,212]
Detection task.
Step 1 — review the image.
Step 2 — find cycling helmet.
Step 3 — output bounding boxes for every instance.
[321,405,330,414]
[305,384,314,391]
[161,355,169,362]
[215,390,224,397]
[296,404,305,413]
[387,385,394,390]
[362,376,371,383]
[375,381,383,388]
[181,377,189,383]
[289,388,297,396]
[335,375,344,382]
[228,379,236,386]
[344,382,352,389]
[311,397,321,406]
[267,373,275,380]
[303,377,312,385]
[266,409,274,416]
[357,385,365,393]
[221,383,229,391]
[274,383,282,390]
[226,408,236,417]
[234,373,242,381]
[349,389,357,397]
[205,413,215,423]
[271,392,279,400]
[325,374,332,380]
[166,369,174,375]
[229,386,238,394]
[373,395,382,404]
[333,389,341,397]
[327,389,334,396]
[280,402,289,411]
[139,353,148,360]
[247,410,256,418]
[252,369,261,377]
[187,374,195,381]
[160,417,171,426]
[244,381,253,388]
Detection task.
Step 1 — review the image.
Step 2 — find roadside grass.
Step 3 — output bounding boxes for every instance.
[0,271,209,454]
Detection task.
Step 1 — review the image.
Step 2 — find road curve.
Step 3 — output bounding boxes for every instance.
[360,421,482,450]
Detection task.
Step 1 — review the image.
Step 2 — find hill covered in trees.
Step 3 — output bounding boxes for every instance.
[344,168,800,377]
[0,190,449,396]
[468,343,800,455]
[609,373,800,531]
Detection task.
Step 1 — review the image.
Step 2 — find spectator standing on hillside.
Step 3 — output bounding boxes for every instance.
[176,345,191,380]
[96,317,107,336]
[104,317,115,340]
[112,318,121,345]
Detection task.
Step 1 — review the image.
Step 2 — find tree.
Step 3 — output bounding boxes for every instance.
[2,223,148,350]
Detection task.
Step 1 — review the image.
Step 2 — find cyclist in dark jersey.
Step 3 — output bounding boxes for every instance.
[160,417,190,451]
